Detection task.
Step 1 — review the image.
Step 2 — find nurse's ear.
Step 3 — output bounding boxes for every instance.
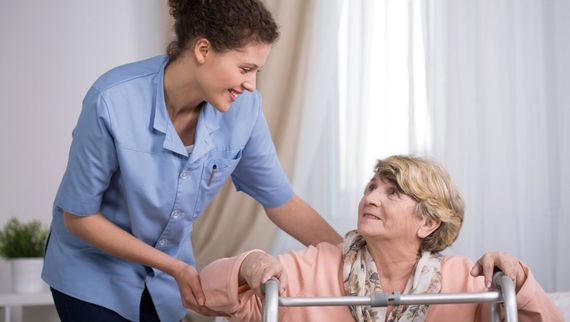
[193,38,211,64]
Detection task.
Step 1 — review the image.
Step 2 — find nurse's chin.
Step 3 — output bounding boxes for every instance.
[209,100,232,113]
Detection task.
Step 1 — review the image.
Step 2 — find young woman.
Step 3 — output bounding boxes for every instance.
[42,1,341,321]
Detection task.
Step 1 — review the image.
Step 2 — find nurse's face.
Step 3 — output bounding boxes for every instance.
[195,40,271,112]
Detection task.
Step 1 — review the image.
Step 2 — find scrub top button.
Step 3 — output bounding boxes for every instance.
[172,210,182,219]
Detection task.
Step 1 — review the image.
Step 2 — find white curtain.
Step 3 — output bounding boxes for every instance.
[274,0,570,293]
[336,0,416,222]
[423,0,570,292]
[271,0,421,253]
[272,0,423,251]
[270,0,345,254]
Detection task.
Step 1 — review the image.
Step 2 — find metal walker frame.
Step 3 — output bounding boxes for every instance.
[262,271,518,322]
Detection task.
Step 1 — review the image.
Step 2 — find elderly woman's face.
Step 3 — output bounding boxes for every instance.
[357,176,424,243]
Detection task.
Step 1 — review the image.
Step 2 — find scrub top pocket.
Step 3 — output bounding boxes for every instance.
[193,149,242,216]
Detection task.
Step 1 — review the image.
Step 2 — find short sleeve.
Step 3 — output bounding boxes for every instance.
[231,94,294,208]
[55,87,119,216]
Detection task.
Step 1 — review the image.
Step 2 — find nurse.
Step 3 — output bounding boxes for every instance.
[41,0,342,321]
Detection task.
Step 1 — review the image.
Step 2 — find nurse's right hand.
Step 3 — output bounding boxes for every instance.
[173,263,228,316]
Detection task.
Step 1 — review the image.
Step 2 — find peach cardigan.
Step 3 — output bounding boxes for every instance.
[201,242,563,322]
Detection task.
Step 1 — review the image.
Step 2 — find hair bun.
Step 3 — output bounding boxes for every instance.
[168,0,194,21]
[166,0,279,60]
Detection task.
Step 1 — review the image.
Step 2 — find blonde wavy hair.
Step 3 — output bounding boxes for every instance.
[374,155,464,252]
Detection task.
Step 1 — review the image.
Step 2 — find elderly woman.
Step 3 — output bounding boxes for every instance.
[200,156,562,321]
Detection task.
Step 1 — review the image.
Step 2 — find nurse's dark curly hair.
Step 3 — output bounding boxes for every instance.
[167,0,280,60]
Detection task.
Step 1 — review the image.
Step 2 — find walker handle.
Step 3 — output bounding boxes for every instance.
[262,277,280,322]
[492,271,518,322]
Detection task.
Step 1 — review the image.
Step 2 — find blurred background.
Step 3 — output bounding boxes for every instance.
[1,0,569,321]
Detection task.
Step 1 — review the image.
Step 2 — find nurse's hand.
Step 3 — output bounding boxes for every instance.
[239,251,288,298]
[173,263,228,316]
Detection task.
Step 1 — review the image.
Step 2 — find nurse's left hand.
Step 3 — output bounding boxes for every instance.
[173,263,228,316]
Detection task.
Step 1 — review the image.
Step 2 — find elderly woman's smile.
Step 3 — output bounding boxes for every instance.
[362,212,381,220]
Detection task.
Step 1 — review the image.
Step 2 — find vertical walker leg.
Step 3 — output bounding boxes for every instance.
[489,302,500,322]
[263,277,280,322]
[492,272,519,322]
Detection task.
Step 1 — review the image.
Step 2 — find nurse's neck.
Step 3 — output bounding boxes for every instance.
[164,55,204,117]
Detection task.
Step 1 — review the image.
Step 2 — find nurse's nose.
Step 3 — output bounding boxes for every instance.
[242,73,257,92]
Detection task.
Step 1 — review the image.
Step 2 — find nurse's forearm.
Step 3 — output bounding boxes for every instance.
[264,195,342,246]
[63,211,187,277]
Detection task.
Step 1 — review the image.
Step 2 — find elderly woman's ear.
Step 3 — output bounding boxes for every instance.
[417,217,440,239]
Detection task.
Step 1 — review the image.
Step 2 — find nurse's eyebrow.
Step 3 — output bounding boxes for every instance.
[241,63,260,69]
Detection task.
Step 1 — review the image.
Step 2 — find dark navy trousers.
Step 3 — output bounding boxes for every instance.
[51,286,161,322]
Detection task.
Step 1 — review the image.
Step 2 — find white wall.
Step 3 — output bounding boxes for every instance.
[0,1,170,228]
[0,1,170,300]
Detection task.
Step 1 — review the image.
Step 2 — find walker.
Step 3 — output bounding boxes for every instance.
[262,271,518,322]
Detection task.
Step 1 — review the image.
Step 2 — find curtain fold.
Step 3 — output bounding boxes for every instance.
[551,0,570,293]
[424,0,570,292]
[269,0,344,255]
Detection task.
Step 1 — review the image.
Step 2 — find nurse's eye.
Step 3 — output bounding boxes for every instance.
[240,67,252,74]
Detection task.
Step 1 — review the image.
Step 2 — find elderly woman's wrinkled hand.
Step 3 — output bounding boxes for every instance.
[239,251,288,298]
[470,252,527,292]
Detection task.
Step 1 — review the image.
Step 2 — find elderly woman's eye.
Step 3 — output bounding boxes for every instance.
[387,187,400,196]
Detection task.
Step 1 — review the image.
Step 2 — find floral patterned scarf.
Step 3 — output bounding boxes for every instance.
[342,230,442,322]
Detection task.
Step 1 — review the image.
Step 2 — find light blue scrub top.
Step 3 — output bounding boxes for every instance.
[42,55,293,322]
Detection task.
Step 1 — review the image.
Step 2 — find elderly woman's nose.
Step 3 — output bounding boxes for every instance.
[364,191,382,206]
